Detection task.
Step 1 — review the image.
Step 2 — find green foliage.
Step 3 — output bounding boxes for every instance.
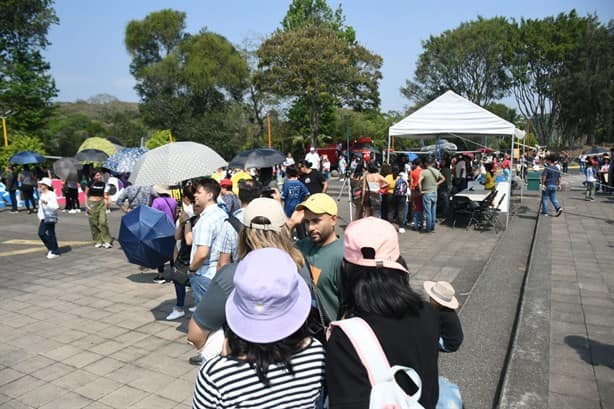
[402,16,514,106]
[484,103,520,126]
[281,0,356,44]
[0,132,46,168]
[146,129,172,150]
[256,24,382,148]
[0,0,58,135]
[125,9,249,156]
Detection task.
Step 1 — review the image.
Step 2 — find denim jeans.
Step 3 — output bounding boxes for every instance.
[8,189,17,211]
[422,192,438,231]
[189,274,212,306]
[585,182,596,200]
[541,185,561,214]
[38,221,58,254]
[174,280,186,308]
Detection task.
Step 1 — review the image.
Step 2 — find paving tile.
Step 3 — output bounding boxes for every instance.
[128,369,177,394]
[99,385,149,409]
[549,391,601,409]
[51,369,99,390]
[42,345,83,362]
[82,357,124,377]
[0,369,25,387]
[0,398,36,408]
[109,346,149,363]
[62,351,103,369]
[74,377,122,401]
[39,391,92,409]
[134,354,187,377]
[32,362,75,382]
[104,364,144,384]
[550,373,600,401]
[17,381,69,408]
[156,377,195,403]
[126,394,178,409]
[0,375,46,399]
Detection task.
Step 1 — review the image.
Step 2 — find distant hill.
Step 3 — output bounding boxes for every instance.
[55,93,140,120]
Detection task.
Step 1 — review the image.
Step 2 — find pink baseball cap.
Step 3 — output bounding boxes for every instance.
[343,217,408,273]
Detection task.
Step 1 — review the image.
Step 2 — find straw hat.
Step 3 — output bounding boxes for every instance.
[423,281,459,309]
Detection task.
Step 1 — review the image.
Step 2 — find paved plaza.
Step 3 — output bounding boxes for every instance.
[0,175,611,408]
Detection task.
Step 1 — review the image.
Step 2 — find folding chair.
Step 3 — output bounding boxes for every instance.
[467,190,498,230]
[482,193,506,233]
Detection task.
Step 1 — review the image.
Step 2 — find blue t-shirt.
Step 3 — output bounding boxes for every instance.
[542,165,560,186]
[281,179,310,217]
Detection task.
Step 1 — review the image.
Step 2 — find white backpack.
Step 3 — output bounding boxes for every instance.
[329,317,426,409]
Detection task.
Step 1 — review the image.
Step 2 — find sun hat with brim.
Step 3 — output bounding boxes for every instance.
[423,281,459,309]
[242,198,286,233]
[296,193,337,216]
[38,177,53,189]
[153,184,171,195]
[225,247,312,343]
[343,217,408,273]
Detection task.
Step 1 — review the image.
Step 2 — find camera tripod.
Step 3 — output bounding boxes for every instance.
[336,170,354,222]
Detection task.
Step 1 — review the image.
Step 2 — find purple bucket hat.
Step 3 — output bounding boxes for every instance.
[225,247,312,343]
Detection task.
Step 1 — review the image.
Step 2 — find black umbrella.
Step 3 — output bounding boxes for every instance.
[584,146,608,155]
[75,149,109,163]
[228,148,285,169]
[118,205,175,268]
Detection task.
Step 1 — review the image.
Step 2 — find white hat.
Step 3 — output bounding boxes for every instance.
[38,177,53,189]
[423,281,459,309]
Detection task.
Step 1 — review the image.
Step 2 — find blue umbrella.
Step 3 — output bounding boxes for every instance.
[9,151,46,165]
[118,205,175,268]
[407,152,418,162]
[103,147,148,173]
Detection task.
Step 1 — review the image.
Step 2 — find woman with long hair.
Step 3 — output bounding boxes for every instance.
[192,248,325,408]
[327,217,463,409]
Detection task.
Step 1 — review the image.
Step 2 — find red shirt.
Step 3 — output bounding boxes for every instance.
[410,167,422,189]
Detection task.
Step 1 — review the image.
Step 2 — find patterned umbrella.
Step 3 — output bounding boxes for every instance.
[103,147,148,173]
[9,151,46,165]
[129,141,227,186]
[53,157,82,180]
[228,148,285,169]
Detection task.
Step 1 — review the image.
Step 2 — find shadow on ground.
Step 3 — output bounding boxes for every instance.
[565,335,614,369]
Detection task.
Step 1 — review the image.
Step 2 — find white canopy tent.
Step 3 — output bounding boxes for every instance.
[388,90,526,228]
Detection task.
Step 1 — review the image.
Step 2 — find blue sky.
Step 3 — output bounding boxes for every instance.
[45,0,613,113]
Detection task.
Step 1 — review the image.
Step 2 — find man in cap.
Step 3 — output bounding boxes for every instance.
[289,193,343,324]
[305,146,321,171]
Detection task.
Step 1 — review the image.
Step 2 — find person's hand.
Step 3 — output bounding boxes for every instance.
[288,208,305,229]
[86,207,92,215]
[41,200,47,205]
[179,211,190,224]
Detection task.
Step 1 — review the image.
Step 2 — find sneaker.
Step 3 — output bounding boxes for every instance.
[153,277,166,284]
[555,208,563,217]
[94,243,103,248]
[398,227,406,233]
[590,198,595,201]
[10,210,18,213]
[188,306,197,313]
[105,209,111,214]
[68,209,76,214]
[61,209,67,213]
[46,252,59,259]
[102,242,112,249]
[165,309,185,320]
[189,354,203,366]
[541,213,549,217]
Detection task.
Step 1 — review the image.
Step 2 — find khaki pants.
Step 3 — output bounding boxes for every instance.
[88,200,111,244]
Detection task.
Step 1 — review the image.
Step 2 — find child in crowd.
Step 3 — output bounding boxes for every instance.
[423,280,463,352]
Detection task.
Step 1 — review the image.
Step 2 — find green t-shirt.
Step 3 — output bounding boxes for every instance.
[421,167,441,193]
[296,237,344,324]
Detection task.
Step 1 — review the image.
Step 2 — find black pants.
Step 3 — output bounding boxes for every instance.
[21,185,36,210]
[8,189,17,211]
[38,221,58,254]
[65,187,79,210]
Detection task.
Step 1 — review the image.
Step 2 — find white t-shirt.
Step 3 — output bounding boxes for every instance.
[305,152,320,170]
[455,160,466,178]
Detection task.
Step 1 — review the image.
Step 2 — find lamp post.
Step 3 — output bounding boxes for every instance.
[1,110,13,147]
[266,112,272,148]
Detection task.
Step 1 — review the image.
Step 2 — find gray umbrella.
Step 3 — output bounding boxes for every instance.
[228,148,285,169]
[129,141,227,186]
[53,157,82,180]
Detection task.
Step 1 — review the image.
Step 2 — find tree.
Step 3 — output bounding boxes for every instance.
[0,0,58,134]
[256,24,382,148]
[145,129,172,150]
[402,17,514,106]
[281,0,356,44]
[125,10,249,154]
[510,11,593,145]
[0,132,46,168]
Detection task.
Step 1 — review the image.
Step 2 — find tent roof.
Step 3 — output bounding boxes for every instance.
[389,90,516,139]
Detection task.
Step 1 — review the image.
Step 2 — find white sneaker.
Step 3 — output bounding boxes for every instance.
[68,209,76,214]
[165,309,185,320]
[188,306,197,313]
[399,227,406,233]
[94,243,103,248]
[47,252,59,259]
[105,209,111,214]
[102,242,112,249]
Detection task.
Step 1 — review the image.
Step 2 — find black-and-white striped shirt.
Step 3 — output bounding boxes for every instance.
[193,338,325,409]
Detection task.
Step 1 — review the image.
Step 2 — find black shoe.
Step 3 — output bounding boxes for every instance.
[189,354,204,366]
[555,208,563,217]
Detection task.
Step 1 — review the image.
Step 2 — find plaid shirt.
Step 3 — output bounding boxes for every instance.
[190,204,228,279]
[218,208,244,262]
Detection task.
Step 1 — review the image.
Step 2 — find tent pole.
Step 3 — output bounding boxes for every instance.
[386,133,391,163]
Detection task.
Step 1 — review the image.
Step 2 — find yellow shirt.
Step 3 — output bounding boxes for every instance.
[384,175,396,195]
[231,171,252,195]
[484,172,495,190]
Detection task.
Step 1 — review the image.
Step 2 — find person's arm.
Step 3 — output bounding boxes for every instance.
[46,192,59,211]
[188,318,211,350]
[189,245,210,273]
[188,273,230,348]
[286,208,305,231]
[436,171,446,186]
[418,173,424,194]
[438,307,464,352]
[321,179,328,193]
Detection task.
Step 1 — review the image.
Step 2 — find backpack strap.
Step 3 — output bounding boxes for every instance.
[329,317,393,386]
[225,214,242,233]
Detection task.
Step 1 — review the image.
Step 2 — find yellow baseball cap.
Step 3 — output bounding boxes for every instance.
[296,193,337,216]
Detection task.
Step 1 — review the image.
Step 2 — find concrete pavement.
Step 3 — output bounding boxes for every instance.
[500,172,614,409]
[0,180,501,408]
